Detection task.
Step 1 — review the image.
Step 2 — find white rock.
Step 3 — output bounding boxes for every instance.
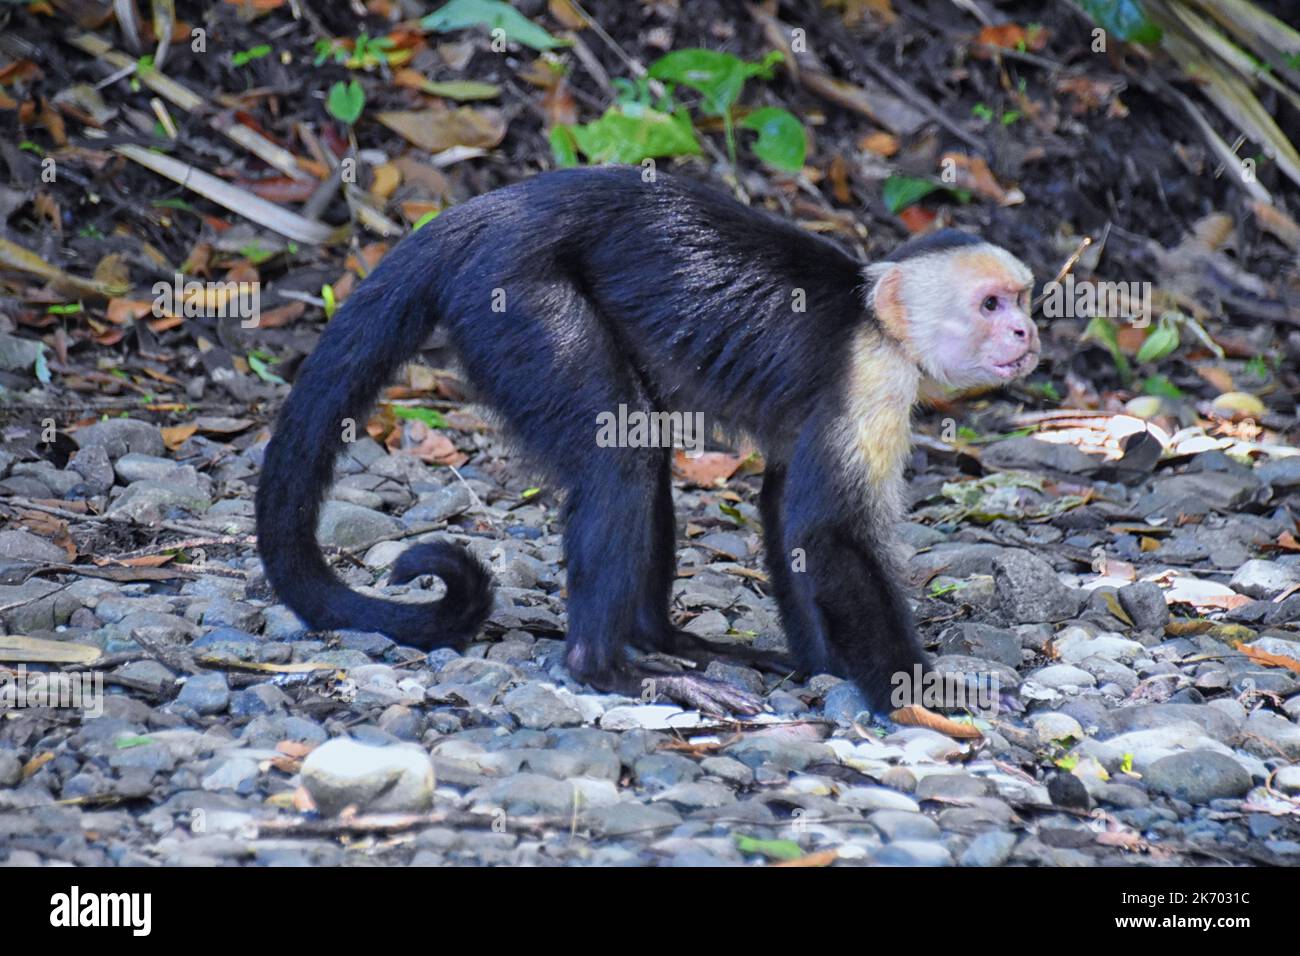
[1229,559,1300,600]
[598,704,709,731]
[1273,766,1300,795]
[1028,664,1097,690]
[1031,712,1084,744]
[300,738,434,816]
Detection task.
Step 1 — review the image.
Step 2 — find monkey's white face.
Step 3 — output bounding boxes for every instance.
[870,244,1038,389]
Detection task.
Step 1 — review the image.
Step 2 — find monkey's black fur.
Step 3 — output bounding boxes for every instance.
[256,166,935,712]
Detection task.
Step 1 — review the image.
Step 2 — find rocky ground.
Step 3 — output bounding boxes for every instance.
[2,405,1300,868]
[1,0,1298,868]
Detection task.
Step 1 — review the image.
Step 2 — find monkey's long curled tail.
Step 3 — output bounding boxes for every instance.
[254,229,493,648]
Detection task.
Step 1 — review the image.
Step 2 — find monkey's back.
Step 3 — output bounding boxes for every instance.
[423,167,869,448]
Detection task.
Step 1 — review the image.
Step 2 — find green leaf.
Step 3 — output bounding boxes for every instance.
[648,49,782,117]
[327,80,366,125]
[1078,0,1162,45]
[549,124,580,167]
[152,196,197,213]
[412,210,440,231]
[239,243,276,265]
[392,405,448,429]
[718,501,745,525]
[733,834,804,861]
[248,351,287,385]
[232,44,272,67]
[1135,314,1179,364]
[881,174,939,214]
[561,105,700,165]
[33,346,50,385]
[740,107,806,172]
[322,283,337,319]
[421,0,565,51]
[115,735,155,749]
[1141,374,1183,399]
[1082,315,1131,383]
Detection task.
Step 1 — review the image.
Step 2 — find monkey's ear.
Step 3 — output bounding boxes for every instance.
[869,263,912,349]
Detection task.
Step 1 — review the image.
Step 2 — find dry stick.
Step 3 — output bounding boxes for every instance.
[1031,235,1093,312]
[568,0,646,79]
[787,1,983,150]
[112,535,253,561]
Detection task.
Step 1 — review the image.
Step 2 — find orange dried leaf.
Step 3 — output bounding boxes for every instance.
[976,23,1048,51]
[773,849,840,867]
[858,130,898,157]
[673,450,743,488]
[118,554,176,568]
[161,423,198,450]
[1239,644,1300,674]
[897,205,936,233]
[889,704,983,739]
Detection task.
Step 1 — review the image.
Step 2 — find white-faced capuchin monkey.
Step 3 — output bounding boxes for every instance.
[255,166,1038,716]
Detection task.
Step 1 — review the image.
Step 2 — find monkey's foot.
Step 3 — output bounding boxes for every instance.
[649,630,798,677]
[573,660,767,718]
[639,669,766,718]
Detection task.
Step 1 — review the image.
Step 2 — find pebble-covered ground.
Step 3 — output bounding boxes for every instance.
[3,401,1300,868]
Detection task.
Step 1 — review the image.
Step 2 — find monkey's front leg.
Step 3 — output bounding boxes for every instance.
[773,458,931,716]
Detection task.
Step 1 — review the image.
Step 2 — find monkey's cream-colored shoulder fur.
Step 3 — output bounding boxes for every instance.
[838,326,921,525]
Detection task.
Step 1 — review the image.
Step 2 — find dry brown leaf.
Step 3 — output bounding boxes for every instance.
[1239,644,1300,674]
[975,24,1048,51]
[376,108,507,154]
[117,554,177,568]
[371,163,402,200]
[897,206,936,233]
[1195,365,1235,394]
[399,420,468,467]
[773,849,840,867]
[253,301,305,329]
[161,423,197,450]
[673,450,743,487]
[548,0,589,29]
[858,130,898,156]
[889,704,983,739]
[1249,200,1300,251]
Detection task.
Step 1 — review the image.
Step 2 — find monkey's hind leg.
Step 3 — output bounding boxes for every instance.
[560,454,765,717]
[458,285,763,717]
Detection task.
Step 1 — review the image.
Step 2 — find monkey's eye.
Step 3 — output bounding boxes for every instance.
[981,295,999,312]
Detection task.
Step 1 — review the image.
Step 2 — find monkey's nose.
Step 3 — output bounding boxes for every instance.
[1011,315,1038,343]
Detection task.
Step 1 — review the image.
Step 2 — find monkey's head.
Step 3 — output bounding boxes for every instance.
[867,231,1039,389]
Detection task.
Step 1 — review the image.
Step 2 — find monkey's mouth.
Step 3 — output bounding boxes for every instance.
[992,348,1039,379]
